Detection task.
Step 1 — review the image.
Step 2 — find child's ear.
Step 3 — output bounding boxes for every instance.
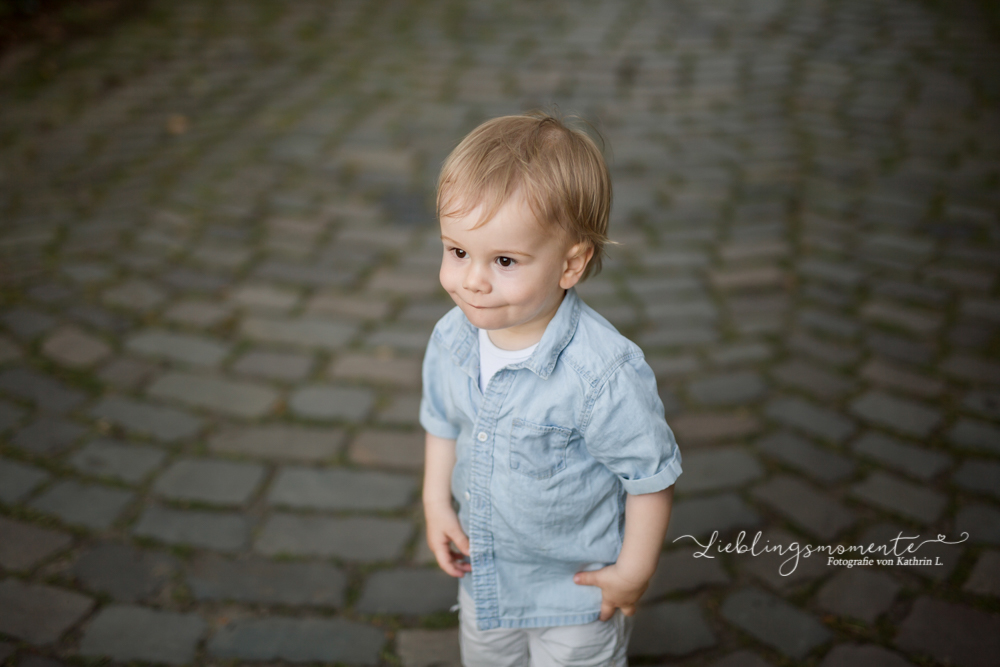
[560,242,595,289]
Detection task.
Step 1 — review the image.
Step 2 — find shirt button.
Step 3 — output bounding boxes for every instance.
[464,491,471,500]
[477,431,488,442]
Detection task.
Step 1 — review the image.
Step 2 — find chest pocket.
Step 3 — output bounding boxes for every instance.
[509,418,573,480]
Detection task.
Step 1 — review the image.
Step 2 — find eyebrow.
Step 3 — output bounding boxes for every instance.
[440,236,533,257]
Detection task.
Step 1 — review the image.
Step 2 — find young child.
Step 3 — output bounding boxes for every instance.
[420,112,682,667]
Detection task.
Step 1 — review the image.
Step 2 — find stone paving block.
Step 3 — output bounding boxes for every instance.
[666,493,763,542]
[646,299,717,323]
[0,368,87,413]
[709,342,773,366]
[207,616,385,663]
[851,431,952,480]
[232,349,314,381]
[79,605,206,665]
[397,629,461,667]
[687,372,767,405]
[866,332,935,366]
[349,429,424,469]
[771,359,854,399]
[819,644,915,667]
[765,397,855,443]
[669,412,762,444]
[859,358,944,398]
[850,471,946,524]
[376,393,420,426]
[788,331,860,366]
[101,279,168,312]
[231,284,301,311]
[721,587,831,659]
[68,438,167,484]
[132,505,249,552]
[162,299,232,327]
[148,371,279,418]
[10,418,86,455]
[0,458,50,503]
[954,459,1000,499]
[356,568,458,615]
[0,579,94,645]
[941,354,1000,385]
[0,398,24,433]
[647,354,701,378]
[816,569,901,624]
[1,307,57,341]
[187,554,346,606]
[962,390,1000,420]
[740,527,829,591]
[895,596,1000,667]
[305,293,393,320]
[209,423,345,462]
[849,391,942,438]
[255,514,412,561]
[861,301,943,335]
[963,550,1000,597]
[797,308,859,339]
[752,475,856,540]
[629,600,717,657]
[41,326,112,368]
[96,356,157,390]
[756,431,856,483]
[29,481,133,530]
[639,325,718,348]
[240,316,355,349]
[154,458,265,505]
[90,395,203,442]
[0,517,72,571]
[676,446,764,494]
[798,258,864,287]
[711,649,775,667]
[948,418,1000,455]
[72,542,177,602]
[645,547,730,600]
[269,467,417,510]
[329,353,421,388]
[367,324,434,352]
[288,384,375,421]
[125,329,230,367]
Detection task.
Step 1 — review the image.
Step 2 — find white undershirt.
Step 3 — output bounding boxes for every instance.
[479,328,537,394]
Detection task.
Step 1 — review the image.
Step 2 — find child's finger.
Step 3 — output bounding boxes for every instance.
[598,600,615,622]
[450,530,471,555]
[572,570,600,587]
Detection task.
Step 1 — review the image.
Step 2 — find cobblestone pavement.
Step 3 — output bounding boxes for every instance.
[1,0,999,665]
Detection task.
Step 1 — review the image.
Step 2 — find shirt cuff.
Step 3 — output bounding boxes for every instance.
[419,412,460,441]
[620,454,682,495]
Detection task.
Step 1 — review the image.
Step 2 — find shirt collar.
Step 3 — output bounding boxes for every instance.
[449,288,583,381]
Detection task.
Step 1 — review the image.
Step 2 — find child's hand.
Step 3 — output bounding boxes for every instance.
[425,502,472,578]
[573,563,650,621]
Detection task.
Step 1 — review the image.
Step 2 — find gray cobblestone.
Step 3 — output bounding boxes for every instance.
[0,368,87,413]
[288,384,375,421]
[125,329,230,367]
[397,629,461,667]
[687,372,767,406]
[851,471,947,524]
[209,423,345,462]
[645,547,730,600]
[629,600,717,658]
[357,568,458,615]
[79,605,206,665]
[721,587,831,659]
[11,418,86,455]
[0,458,50,503]
[68,438,166,484]
[852,431,951,480]
[819,644,915,667]
[72,542,177,602]
[0,517,72,571]
[154,458,265,505]
[240,316,356,350]
[765,397,855,443]
[676,446,764,494]
[269,467,417,511]
[132,505,249,552]
[349,430,424,470]
[207,616,385,663]
[771,359,855,400]
[148,371,279,418]
[752,475,856,540]
[41,326,112,368]
[232,349,315,381]
[666,493,763,542]
[756,431,856,483]
[850,391,943,438]
[256,514,412,561]
[948,418,1000,454]
[29,481,133,530]
[90,395,203,442]
[816,569,901,624]
[0,579,93,645]
[953,460,1000,499]
[187,555,346,606]
[895,596,1000,667]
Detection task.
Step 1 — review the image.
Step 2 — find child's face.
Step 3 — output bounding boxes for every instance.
[439,193,590,346]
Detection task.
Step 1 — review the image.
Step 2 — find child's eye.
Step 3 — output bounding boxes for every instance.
[496,256,515,268]
[452,248,467,259]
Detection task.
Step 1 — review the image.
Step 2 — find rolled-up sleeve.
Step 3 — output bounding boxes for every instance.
[419,333,461,440]
[582,355,682,494]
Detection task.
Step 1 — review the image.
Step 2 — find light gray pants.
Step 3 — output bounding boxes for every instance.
[458,586,633,667]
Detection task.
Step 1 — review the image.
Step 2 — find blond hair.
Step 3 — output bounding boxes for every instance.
[437,112,612,280]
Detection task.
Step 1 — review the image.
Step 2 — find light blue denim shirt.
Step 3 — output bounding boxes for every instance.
[420,287,683,630]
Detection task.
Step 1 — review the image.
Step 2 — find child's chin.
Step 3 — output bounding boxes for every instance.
[462,307,504,330]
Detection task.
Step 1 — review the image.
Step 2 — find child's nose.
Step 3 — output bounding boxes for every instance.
[463,262,490,293]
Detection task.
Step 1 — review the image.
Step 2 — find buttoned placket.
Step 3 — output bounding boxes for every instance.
[467,363,516,630]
